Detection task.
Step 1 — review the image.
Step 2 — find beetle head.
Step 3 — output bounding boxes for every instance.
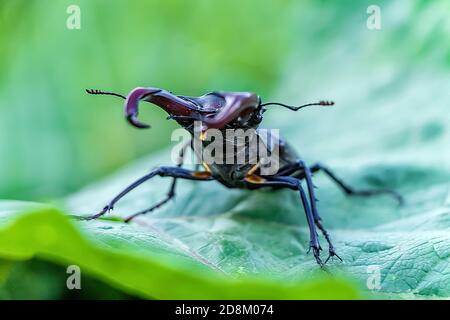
[86,87,332,137]
[178,91,263,131]
[87,87,263,132]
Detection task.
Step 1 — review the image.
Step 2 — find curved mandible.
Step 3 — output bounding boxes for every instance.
[125,87,161,128]
[124,87,197,129]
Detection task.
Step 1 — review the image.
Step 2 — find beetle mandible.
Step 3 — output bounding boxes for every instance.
[78,87,402,266]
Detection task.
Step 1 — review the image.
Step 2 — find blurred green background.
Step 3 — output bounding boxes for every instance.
[1,0,449,201]
[0,0,299,200]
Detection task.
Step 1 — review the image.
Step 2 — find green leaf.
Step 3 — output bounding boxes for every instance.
[0,202,361,299]
[61,146,450,299]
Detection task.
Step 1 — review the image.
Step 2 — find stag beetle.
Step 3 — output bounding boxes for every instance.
[78,87,402,266]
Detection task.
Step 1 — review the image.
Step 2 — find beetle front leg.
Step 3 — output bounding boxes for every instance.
[275,160,341,263]
[296,161,341,263]
[75,166,214,221]
[244,175,324,267]
[124,141,191,222]
[300,161,342,263]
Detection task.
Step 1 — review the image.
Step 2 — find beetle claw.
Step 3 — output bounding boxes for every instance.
[324,248,343,264]
[74,204,112,221]
[308,242,324,267]
[126,114,150,129]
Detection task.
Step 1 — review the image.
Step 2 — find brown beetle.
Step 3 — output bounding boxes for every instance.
[78,87,402,266]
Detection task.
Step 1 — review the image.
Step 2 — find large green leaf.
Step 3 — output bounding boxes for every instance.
[61,144,449,299]
[0,201,360,299]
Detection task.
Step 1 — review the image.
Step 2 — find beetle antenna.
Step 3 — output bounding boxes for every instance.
[260,100,334,111]
[86,89,126,99]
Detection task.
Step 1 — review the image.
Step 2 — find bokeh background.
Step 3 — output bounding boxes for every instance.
[1,0,449,201]
[0,0,298,200]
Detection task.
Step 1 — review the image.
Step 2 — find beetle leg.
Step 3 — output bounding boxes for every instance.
[244,176,324,267]
[310,162,404,205]
[299,161,342,263]
[122,141,191,222]
[75,166,214,221]
[275,160,341,263]
[297,161,341,263]
[243,163,266,184]
[244,174,266,184]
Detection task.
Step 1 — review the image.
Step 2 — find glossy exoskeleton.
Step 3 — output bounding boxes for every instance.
[79,87,402,266]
